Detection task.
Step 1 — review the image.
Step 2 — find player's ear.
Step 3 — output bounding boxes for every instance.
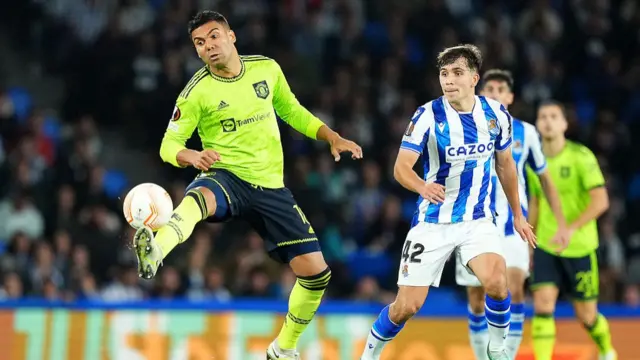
[229,30,236,44]
[472,72,480,87]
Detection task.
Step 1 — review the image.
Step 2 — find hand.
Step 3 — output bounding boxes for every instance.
[329,136,363,161]
[514,214,537,249]
[551,224,573,253]
[189,149,221,171]
[418,182,445,204]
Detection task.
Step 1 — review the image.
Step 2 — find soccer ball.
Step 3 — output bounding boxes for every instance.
[123,183,174,231]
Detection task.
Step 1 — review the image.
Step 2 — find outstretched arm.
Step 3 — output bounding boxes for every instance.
[271,61,326,139]
[272,61,362,160]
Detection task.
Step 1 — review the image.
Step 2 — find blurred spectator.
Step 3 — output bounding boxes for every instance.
[101,266,144,302]
[0,272,24,300]
[352,276,394,304]
[187,266,232,302]
[29,241,65,295]
[0,191,44,241]
[0,0,637,304]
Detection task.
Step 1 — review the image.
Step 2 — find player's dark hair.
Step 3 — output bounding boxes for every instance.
[437,44,483,72]
[482,69,514,90]
[539,99,567,118]
[188,10,229,34]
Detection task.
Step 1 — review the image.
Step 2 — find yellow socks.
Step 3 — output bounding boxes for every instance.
[585,313,614,355]
[277,268,331,350]
[155,190,207,257]
[532,313,556,360]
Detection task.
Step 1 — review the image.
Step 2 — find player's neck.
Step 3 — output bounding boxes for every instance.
[210,53,242,78]
[542,137,566,157]
[448,96,476,113]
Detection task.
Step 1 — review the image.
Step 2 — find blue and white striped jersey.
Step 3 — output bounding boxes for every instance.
[490,119,547,236]
[401,96,512,224]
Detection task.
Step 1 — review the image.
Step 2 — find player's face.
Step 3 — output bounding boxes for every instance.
[480,80,514,107]
[191,20,237,69]
[536,104,567,140]
[439,57,479,104]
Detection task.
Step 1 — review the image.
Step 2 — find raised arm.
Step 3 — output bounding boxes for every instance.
[272,60,362,160]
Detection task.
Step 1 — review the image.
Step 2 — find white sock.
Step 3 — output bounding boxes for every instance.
[361,305,404,360]
[507,303,525,358]
[485,293,511,352]
[468,307,490,360]
[362,329,389,360]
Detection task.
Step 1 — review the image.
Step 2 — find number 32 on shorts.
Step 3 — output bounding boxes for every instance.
[402,240,425,263]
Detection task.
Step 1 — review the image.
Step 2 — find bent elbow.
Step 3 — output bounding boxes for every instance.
[159,140,182,167]
[159,142,170,164]
[393,164,404,183]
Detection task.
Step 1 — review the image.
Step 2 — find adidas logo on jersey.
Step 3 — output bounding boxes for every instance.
[217,101,229,110]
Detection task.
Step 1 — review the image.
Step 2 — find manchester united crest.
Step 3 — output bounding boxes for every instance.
[253,80,270,99]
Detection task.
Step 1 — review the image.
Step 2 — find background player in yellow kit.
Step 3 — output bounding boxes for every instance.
[131,10,362,360]
[528,101,617,360]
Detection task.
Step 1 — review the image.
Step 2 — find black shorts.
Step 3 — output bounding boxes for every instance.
[530,248,599,300]
[185,169,320,263]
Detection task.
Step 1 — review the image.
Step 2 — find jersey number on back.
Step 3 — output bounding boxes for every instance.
[402,240,425,263]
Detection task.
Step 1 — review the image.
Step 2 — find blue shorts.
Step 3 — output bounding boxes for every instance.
[186,169,321,263]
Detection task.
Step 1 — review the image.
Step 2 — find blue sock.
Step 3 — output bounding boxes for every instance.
[467,306,489,359]
[507,302,525,357]
[468,306,489,333]
[372,305,404,340]
[485,292,511,352]
[362,305,404,359]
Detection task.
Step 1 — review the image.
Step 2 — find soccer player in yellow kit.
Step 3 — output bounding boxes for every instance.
[131,11,362,360]
[528,101,617,360]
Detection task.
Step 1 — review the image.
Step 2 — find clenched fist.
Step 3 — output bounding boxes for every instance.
[189,149,221,171]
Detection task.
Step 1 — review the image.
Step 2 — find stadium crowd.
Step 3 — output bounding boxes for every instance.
[0,0,639,306]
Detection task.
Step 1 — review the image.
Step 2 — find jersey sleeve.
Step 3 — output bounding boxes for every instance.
[525,125,547,174]
[400,105,433,154]
[495,104,513,152]
[159,95,200,167]
[577,146,605,190]
[272,61,325,139]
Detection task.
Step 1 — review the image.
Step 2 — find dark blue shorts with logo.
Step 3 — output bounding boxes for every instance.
[186,169,320,263]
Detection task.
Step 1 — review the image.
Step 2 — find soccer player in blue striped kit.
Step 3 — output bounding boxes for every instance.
[360,45,537,360]
[455,70,568,360]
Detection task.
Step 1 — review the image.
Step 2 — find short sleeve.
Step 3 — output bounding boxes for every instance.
[577,147,605,190]
[400,105,433,154]
[495,104,513,152]
[525,125,547,174]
